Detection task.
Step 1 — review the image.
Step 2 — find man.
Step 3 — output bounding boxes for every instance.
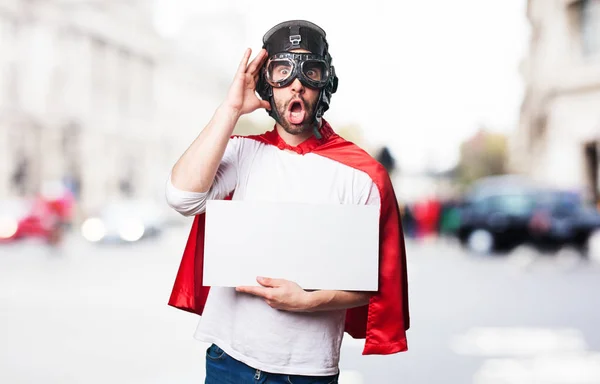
[166,20,409,384]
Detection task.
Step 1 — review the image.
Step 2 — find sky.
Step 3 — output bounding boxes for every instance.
[153,0,530,174]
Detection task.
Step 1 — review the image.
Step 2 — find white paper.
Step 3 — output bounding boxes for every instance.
[203,200,380,291]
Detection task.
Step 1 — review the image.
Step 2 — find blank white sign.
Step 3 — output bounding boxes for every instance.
[203,200,380,291]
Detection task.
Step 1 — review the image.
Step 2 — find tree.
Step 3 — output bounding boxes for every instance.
[335,124,367,148]
[457,127,508,186]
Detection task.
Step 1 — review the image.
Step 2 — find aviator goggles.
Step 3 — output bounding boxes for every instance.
[264,52,331,89]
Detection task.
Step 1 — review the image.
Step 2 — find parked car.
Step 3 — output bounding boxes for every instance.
[529,189,600,251]
[0,197,64,244]
[456,185,537,254]
[81,199,165,244]
[455,176,600,255]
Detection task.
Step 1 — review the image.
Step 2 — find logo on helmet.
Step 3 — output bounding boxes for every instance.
[289,35,301,46]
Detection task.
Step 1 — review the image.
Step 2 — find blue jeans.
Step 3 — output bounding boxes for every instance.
[205,344,339,384]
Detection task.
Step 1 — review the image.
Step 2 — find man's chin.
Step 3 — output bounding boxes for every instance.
[282,120,311,135]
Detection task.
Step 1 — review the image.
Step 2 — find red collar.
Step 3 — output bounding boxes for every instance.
[260,119,335,155]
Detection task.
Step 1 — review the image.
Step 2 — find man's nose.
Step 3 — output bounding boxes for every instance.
[290,78,305,94]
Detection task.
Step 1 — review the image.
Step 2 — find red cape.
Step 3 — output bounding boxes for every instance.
[168,120,409,355]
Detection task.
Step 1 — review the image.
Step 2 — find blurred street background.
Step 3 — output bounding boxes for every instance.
[2,0,600,383]
[2,231,600,384]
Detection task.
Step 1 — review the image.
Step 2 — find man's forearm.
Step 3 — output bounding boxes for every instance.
[303,290,372,312]
[170,105,240,193]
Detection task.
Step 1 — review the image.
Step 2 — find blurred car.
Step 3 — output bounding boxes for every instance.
[0,197,63,244]
[456,175,600,255]
[81,199,165,244]
[456,183,537,254]
[529,189,600,252]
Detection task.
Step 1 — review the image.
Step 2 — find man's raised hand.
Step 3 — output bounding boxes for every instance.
[222,48,271,117]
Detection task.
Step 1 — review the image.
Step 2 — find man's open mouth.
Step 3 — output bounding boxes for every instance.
[287,99,306,125]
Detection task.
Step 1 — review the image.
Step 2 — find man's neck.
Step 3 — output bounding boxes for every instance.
[275,120,322,147]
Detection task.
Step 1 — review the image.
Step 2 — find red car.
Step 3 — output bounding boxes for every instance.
[0,196,68,244]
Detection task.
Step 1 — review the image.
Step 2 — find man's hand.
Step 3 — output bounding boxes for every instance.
[236,277,310,312]
[222,48,271,117]
[236,277,373,312]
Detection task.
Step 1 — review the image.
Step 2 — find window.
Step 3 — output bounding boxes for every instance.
[490,195,536,216]
[0,16,18,107]
[117,49,131,117]
[91,38,108,112]
[580,0,600,57]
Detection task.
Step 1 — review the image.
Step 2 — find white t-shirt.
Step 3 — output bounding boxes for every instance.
[165,136,381,376]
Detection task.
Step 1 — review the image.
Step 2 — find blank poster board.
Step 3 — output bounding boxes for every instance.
[203,200,380,291]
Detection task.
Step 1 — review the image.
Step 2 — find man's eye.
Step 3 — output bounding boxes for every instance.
[306,69,321,80]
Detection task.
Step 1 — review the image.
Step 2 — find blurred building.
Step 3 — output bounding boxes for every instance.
[0,0,230,218]
[513,0,600,203]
